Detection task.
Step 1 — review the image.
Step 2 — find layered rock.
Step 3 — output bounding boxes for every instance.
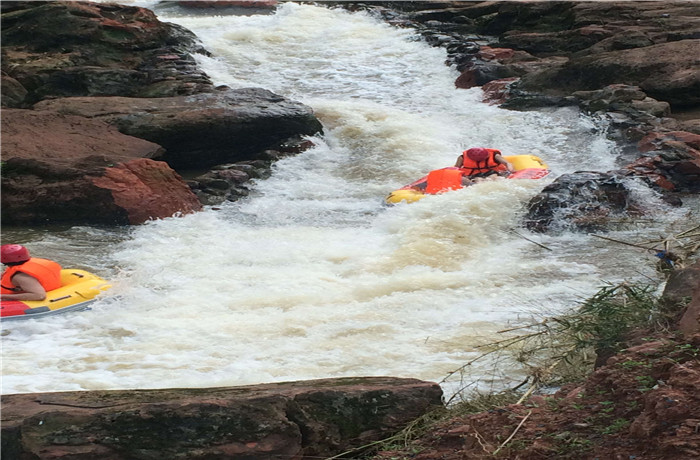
[34,88,324,170]
[1,109,202,225]
[0,1,213,106]
[1,377,443,460]
[515,39,700,109]
[0,1,324,224]
[387,1,700,112]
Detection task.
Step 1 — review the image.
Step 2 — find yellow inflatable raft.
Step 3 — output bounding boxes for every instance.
[385,155,549,205]
[1,269,111,321]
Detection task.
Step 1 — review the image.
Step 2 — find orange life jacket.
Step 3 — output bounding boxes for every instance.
[425,168,464,194]
[459,148,507,176]
[1,258,62,294]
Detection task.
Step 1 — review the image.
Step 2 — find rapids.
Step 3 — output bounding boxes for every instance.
[1,3,690,397]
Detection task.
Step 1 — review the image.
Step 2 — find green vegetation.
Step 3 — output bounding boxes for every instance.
[550,432,594,456]
[600,418,630,435]
[567,283,659,354]
[634,375,657,392]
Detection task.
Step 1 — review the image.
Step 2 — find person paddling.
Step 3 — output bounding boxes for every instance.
[1,245,62,301]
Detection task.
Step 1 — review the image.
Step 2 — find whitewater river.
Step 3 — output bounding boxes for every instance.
[1,3,691,397]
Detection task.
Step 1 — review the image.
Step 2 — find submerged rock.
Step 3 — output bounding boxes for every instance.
[523,171,647,233]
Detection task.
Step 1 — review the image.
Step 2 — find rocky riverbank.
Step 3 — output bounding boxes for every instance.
[1,1,322,225]
[368,261,700,460]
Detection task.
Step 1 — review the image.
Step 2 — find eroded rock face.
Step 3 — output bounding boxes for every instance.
[515,39,700,109]
[34,87,325,170]
[0,2,324,224]
[0,1,213,107]
[0,377,443,460]
[1,109,202,225]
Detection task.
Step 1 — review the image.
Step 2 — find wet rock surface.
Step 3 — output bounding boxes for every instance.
[34,88,324,170]
[523,171,643,233]
[0,1,323,225]
[1,377,443,460]
[1,108,202,225]
[0,1,213,105]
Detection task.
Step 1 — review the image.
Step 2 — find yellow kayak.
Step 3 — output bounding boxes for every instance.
[385,155,550,205]
[1,269,111,321]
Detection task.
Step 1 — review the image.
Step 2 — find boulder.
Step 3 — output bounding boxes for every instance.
[661,260,700,307]
[0,71,27,107]
[572,84,670,118]
[626,131,700,192]
[34,87,324,170]
[515,39,700,109]
[0,1,213,107]
[679,287,700,336]
[1,109,202,225]
[480,77,519,105]
[0,377,443,460]
[523,171,648,233]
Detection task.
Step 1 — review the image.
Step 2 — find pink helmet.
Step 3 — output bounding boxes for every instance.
[466,147,490,162]
[1,244,31,264]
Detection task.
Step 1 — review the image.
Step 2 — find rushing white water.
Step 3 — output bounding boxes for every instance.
[1,3,691,397]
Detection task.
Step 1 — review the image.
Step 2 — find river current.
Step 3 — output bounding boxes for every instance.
[1,3,691,397]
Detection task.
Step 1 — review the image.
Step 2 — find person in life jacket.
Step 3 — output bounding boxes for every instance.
[1,244,62,301]
[455,147,515,178]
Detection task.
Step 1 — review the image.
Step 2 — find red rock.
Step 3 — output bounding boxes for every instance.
[481,77,519,105]
[477,46,515,61]
[455,69,477,89]
[92,159,202,224]
[1,109,201,225]
[639,131,700,152]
